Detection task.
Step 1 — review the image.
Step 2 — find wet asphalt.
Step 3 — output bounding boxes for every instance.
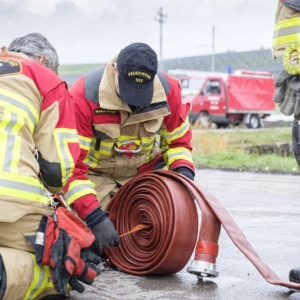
[70,169,300,300]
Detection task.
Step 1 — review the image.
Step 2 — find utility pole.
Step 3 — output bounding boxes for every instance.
[155,7,167,71]
[211,26,215,72]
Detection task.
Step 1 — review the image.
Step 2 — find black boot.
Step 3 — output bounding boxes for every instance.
[0,254,7,300]
[288,267,300,300]
[289,267,300,283]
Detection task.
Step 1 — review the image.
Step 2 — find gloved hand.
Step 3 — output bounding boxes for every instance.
[49,231,101,294]
[85,208,121,256]
[68,249,102,293]
[292,119,300,169]
[274,70,300,119]
[35,207,101,295]
[69,275,94,294]
[173,166,195,181]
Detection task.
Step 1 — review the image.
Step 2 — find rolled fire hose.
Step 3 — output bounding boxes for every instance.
[105,170,300,289]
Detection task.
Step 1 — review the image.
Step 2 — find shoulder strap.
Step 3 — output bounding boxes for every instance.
[84,66,105,104]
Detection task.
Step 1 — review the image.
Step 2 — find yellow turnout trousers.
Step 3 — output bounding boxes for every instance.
[0,248,58,300]
[0,205,62,300]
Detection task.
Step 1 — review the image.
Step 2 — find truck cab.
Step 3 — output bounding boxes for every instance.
[181,76,228,127]
[171,69,275,129]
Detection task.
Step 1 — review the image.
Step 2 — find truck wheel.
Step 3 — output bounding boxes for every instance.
[194,111,211,129]
[247,114,261,129]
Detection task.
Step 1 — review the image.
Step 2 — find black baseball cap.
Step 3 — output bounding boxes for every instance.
[117,43,158,106]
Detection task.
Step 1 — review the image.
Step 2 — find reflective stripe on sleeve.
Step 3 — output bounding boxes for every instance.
[64,179,97,205]
[53,128,78,181]
[162,147,194,168]
[159,116,190,143]
[273,17,300,48]
[0,172,49,204]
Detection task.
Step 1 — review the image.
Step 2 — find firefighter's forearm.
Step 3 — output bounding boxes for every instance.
[71,194,101,220]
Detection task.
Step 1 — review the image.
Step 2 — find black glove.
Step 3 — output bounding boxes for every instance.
[85,208,120,256]
[275,70,300,119]
[68,249,102,293]
[173,166,195,181]
[48,229,72,295]
[289,267,300,283]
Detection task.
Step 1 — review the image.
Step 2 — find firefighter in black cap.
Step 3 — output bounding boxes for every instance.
[62,42,196,259]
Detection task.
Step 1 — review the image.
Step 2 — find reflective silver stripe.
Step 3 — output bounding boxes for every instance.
[164,149,193,160]
[0,178,45,195]
[84,138,99,167]
[3,112,16,172]
[0,93,37,127]
[142,138,154,148]
[57,131,78,140]
[79,137,91,148]
[27,265,45,300]
[56,131,78,178]
[159,118,190,141]
[274,25,300,38]
[99,144,113,152]
[64,182,95,200]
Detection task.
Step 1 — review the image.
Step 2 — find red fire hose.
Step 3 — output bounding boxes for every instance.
[105,170,300,289]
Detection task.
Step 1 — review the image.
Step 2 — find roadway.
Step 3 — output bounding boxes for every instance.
[70,169,300,300]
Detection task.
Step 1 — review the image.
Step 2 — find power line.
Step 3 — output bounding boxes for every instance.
[155,7,167,71]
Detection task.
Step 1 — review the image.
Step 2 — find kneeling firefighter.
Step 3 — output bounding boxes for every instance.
[273,1,300,299]
[61,42,195,260]
[0,33,101,300]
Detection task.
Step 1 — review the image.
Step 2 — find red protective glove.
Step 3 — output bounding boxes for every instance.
[35,207,101,295]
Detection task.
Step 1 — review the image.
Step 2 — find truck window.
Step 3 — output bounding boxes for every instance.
[203,80,221,95]
[181,78,205,97]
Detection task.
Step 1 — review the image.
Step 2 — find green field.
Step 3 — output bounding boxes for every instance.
[59,63,102,75]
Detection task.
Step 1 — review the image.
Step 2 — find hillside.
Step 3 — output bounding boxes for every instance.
[59,48,283,87]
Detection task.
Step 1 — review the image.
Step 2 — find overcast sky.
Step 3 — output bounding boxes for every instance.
[2,0,277,65]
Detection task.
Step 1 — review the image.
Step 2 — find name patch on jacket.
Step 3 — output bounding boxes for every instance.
[94,109,118,115]
[0,58,21,76]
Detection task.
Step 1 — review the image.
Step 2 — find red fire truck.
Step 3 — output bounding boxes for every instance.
[168,69,276,128]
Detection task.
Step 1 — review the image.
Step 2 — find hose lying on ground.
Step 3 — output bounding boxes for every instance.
[105,170,300,289]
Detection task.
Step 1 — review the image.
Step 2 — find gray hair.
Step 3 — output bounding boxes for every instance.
[8,33,59,74]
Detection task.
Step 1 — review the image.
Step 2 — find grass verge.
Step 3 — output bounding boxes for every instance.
[191,128,299,174]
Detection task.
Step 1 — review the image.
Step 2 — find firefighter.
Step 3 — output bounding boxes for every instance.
[63,42,196,257]
[273,1,300,299]
[0,33,101,300]
[273,0,300,168]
